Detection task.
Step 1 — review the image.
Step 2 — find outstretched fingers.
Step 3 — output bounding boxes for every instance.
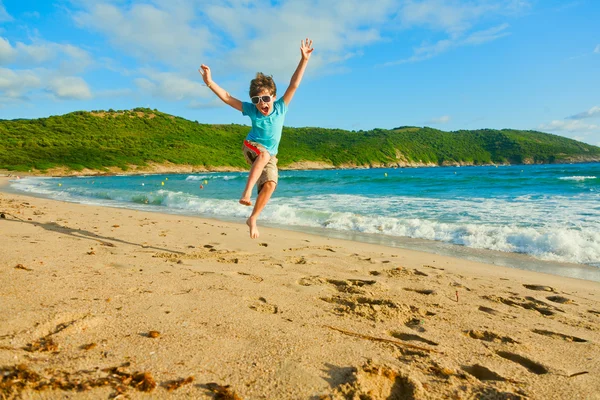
[300,38,314,58]
[301,38,313,49]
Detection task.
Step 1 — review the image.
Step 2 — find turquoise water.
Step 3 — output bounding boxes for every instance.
[10,163,600,279]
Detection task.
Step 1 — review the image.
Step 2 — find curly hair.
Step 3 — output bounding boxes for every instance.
[249,72,277,97]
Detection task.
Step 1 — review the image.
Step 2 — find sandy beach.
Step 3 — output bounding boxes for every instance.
[1,176,599,399]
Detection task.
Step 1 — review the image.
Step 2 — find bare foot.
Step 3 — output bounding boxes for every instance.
[239,198,252,206]
[246,217,259,239]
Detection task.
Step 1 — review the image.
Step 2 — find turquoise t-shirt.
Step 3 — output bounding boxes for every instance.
[242,97,288,156]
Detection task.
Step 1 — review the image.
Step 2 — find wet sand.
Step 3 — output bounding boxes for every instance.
[1,177,599,399]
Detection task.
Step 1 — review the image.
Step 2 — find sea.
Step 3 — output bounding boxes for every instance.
[8,163,600,282]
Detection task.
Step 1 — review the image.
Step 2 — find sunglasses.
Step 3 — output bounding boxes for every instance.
[251,95,273,104]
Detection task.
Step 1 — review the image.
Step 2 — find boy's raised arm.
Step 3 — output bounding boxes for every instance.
[282,38,314,106]
[199,64,243,112]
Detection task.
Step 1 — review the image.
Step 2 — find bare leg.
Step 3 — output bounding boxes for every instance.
[240,151,271,206]
[246,181,276,239]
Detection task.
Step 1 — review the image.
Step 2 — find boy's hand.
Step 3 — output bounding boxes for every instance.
[198,64,213,87]
[300,38,314,61]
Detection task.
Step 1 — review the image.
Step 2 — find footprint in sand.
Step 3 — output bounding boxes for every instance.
[462,364,510,382]
[451,281,471,291]
[217,257,240,264]
[286,256,307,264]
[322,360,424,400]
[249,297,278,314]
[22,315,95,353]
[422,264,444,271]
[546,295,575,304]
[284,245,337,252]
[298,276,326,287]
[477,306,503,316]
[237,272,263,283]
[464,330,520,344]
[303,276,424,323]
[389,331,439,346]
[495,351,549,375]
[325,278,378,294]
[404,317,426,332]
[370,267,428,278]
[321,295,419,323]
[523,284,556,293]
[321,295,393,321]
[298,276,378,295]
[531,329,587,343]
[482,294,563,316]
[404,288,436,295]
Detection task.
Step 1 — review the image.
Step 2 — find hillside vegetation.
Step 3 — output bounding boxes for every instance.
[1,108,599,173]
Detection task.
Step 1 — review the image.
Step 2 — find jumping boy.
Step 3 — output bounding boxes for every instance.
[199,38,314,239]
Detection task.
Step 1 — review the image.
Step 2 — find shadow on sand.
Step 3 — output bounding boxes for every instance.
[2,213,184,255]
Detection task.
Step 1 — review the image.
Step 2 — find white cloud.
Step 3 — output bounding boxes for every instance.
[428,115,451,124]
[538,119,600,146]
[134,77,154,93]
[595,44,600,54]
[69,0,395,77]
[0,35,93,103]
[0,67,41,99]
[382,0,526,66]
[1,0,536,107]
[204,0,393,76]
[0,1,12,23]
[73,2,214,68]
[538,120,600,146]
[0,37,16,64]
[47,76,92,100]
[135,70,209,101]
[59,44,93,70]
[15,42,54,64]
[0,36,92,72]
[463,23,510,45]
[397,0,492,35]
[64,0,530,99]
[395,0,528,35]
[383,23,510,65]
[567,106,600,120]
[538,119,599,132]
[0,67,94,102]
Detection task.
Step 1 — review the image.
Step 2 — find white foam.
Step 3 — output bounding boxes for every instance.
[185,174,241,181]
[262,200,600,266]
[10,177,600,267]
[559,176,597,181]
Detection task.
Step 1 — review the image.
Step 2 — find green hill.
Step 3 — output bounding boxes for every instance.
[1,108,599,173]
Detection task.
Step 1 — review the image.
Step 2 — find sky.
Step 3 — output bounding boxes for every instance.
[0,0,599,146]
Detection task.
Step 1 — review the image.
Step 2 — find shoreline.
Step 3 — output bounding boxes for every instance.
[1,159,599,178]
[4,177,590,286]
[267,222,600,283]
[4,175,599,283]
[1,177,599,399]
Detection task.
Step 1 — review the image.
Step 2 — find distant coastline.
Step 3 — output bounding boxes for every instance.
[2,108,599,176]
[2,158,600,178]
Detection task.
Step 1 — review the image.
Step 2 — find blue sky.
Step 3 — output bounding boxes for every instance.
[1,0,599,145]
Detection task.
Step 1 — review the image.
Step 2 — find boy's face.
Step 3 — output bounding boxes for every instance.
[252,89,275,116]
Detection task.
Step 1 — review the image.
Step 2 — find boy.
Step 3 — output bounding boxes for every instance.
[199,38,314,239]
